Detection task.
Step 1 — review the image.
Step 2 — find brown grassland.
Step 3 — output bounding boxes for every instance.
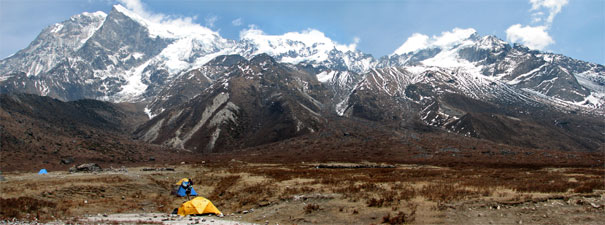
[1,161,603,224]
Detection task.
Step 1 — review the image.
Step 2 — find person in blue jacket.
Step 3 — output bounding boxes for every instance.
[176,178,197,199]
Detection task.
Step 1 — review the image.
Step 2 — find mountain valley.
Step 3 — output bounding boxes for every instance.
[0,4,603,170]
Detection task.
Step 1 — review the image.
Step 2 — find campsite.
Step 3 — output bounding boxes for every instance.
[0,161,603,224]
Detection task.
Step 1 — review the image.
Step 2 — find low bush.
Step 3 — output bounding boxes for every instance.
[0,197,57,221]
[304,203,320,214]
[382,211,410,224]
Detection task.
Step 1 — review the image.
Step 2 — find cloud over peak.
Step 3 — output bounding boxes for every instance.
[392,28,476,55]
[505,0,567,50]
[115,0,216,38]
[506,24,554,50]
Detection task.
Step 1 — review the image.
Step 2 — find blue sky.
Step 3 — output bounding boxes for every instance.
[0,0,603,64]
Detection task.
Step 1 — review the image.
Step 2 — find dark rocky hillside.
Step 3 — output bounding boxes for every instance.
[134,54,604,154]
[134,54,331,152]
[0,94,192,171]
[339,67,605,152]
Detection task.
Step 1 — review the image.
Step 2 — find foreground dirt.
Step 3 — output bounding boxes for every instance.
[0,163,603,224]
[442,195,605,225]
[84,213,253,225]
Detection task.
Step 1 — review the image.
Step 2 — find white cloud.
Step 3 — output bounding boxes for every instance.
[392,28,476,55]
[529,0,568,25]
[433,28,477,48]
[503,0,567,50]
[347,36,360,51]
[506,24,554,50]
[393,33,429,55]
[530,11,544,23]
[231,18,242,26]
[117,0,157,21]
[205,16,218,28]
[115,0,217,38]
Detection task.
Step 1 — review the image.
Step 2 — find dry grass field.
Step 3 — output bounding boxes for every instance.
[1,162,603,224]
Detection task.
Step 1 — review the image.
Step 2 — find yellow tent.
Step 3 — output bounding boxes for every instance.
[177,197,222,216]
[175,178,190,186]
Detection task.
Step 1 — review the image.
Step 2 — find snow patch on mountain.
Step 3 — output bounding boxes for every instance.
[150,36,237,75]
[76,12,107,48]
[576,69,605,95]
[578,92,604,108]
[115,60,150,102]
[143,106,156,119]
[50,24,64,33]
[421,45,482,75]
[316,71,336,83]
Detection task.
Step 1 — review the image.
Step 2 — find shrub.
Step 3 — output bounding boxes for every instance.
[304,203,320,214]
[574,180,603,193]
[0,197,56,221]
[382,211,408,224]
[420,183,479,202]
[209,175,240,200]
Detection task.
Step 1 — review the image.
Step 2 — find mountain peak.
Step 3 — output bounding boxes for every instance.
[239,28,358,63]
[112,4,139,18]
[109,4,157,35]
[237,28,374,72]
[0,9,107,76]
[250,53,277,66]
[110,4,218,40]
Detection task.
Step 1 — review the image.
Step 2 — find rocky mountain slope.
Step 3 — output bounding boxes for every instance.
[0,93,192,171]
[1,4,603,155]
[0,11,106,77]
[134,54,330,152]
[338,66,604,152]
[132,54,603,153]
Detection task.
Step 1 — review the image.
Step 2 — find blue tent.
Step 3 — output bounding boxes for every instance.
[38,169,48,175]
[176,181,197,197]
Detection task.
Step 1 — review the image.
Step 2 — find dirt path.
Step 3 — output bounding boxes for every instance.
[84,213,255,225]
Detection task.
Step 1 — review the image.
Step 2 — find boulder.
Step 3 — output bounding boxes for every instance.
[61,158,74,164]
[69,163,102,173]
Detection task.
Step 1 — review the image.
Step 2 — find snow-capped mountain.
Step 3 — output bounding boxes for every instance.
[0,5,603,117]
[0,5,373,105]
[335,65,604,152]
[380,28,605,108]
[236,28,376,73]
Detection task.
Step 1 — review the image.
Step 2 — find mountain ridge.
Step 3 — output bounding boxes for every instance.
[0,5,603,163]
[131,53,603,154]
[1,5,602,113]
